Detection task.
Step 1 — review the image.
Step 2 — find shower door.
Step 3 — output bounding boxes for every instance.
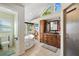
[0,12,16,56]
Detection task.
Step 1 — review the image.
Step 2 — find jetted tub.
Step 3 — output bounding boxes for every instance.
[24,34,35,50]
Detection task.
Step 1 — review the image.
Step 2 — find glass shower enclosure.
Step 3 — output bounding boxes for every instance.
[0,12,16,56]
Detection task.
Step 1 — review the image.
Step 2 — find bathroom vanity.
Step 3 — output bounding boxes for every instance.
[40,33,60,48]
[39,20,60,48]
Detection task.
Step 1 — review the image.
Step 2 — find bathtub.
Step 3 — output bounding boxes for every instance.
[24,34,35,50]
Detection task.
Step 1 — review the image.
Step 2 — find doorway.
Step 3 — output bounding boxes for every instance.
[0,7,18,56]
[64,3,79,56]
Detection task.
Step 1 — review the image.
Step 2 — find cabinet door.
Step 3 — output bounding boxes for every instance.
[40,34,44,42]
[52,35,57,47]
[47,36,50,45]
[40,20,46,33]
[57,35,60,48]
[48,35,58,48]
[43,34,47,44]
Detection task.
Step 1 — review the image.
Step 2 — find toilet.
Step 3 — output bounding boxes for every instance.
[1,41,10,50]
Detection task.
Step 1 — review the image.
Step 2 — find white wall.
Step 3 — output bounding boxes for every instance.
[30,12,61,33]
[24,3,54,21]
[0,3,25,55]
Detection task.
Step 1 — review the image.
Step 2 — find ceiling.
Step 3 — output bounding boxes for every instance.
[21,3,73,22]
[23,3,54,21]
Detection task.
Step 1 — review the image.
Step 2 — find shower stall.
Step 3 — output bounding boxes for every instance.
[0,10,16,56]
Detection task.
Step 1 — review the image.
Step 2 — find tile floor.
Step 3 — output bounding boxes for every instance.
[22,40,60,56]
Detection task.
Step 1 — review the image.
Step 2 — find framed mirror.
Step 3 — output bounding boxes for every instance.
[49,20,60,33]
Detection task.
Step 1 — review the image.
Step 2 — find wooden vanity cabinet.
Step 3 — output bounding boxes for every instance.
[43,33,60,48]
[40,20,60,48]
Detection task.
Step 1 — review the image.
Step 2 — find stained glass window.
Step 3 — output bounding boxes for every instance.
[55,3,61,13]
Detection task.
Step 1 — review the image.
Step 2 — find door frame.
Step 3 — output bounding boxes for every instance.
[63,3,76,56]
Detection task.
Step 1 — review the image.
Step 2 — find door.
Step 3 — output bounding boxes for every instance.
[64,4,79,56]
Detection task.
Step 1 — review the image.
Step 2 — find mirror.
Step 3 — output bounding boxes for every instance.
[49,20,60,33]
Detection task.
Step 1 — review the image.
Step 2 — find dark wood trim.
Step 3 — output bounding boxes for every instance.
[66,8,76,14]
[64,3,75,11]
[63,10,67,56]
[24,22,34,25]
